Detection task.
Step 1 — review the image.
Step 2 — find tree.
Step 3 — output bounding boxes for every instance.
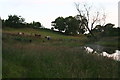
[51,16,86,35]
[51,17,66,32]
[92,23,117,37]
[92,25,104,33]
[5,15,25,28]
[104,23,114,31]
[52,16,82,35]
[32,21,42,28]
[65,16,79,35]
[103,23,115,36]
[74,15,87,34]
[75,3,106,38]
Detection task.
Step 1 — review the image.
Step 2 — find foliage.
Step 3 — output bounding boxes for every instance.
[52,17,66,32]
[28,21,42,28]
[51,16,86,35]
[4,15,25,28]
[2,14,42,29]
[64,16,79,35]
[91,23,120,38]
[74,3,107,39]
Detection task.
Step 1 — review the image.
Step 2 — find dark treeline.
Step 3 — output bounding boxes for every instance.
[51,16,120,38]
[2,15,43,29]
[91,23,120,38]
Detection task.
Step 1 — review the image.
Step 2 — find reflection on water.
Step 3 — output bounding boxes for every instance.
[84,45,120,61]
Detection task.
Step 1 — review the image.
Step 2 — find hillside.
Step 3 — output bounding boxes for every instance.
[2,27,120,78]
[3,27,88,40]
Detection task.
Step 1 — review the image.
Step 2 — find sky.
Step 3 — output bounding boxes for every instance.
[0,0,119,28]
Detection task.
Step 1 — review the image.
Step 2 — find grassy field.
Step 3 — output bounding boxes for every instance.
[2,27,120,78]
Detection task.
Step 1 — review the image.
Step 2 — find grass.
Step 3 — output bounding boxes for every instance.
[2,27,120,78]
[3,27,87,40]
[95,36,120,49]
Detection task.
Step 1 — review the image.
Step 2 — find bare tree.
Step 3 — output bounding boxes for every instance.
[75,3,106,39]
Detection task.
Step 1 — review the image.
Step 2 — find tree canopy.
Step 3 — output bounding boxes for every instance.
[51,16,86,35]
[2,15,42,29]
[51,17,66,32]
[91,23,120,37]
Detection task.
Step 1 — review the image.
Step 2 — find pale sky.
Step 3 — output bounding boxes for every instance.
[0,0,119,28]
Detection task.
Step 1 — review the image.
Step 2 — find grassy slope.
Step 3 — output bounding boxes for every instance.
[2,27,120,78]
[3,27,87,40]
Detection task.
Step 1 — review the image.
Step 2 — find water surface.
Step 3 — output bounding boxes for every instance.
[84,44,120,61]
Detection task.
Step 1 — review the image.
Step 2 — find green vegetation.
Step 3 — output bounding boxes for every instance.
[1,1,120,78]
[51,16,85,35]
[95,37,120,49]
[2,15,42,29]
[3,27,88,41]
[2,27,120,78]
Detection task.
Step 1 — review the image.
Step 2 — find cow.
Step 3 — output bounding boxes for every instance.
[34,34,41,37]
[18,32,24,35]
[45,36,51,40]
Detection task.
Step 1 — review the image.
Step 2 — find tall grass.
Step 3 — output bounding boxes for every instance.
[95,36,120,48]
[2,33,119,78]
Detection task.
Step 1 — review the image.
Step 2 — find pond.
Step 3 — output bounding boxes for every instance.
[84,44,120,61]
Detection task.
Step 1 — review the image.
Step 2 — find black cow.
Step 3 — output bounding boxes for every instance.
[45,36,51,40]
